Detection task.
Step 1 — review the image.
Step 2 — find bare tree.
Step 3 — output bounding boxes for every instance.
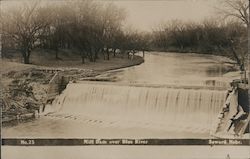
[1,0,129,64]
[217,0,249,71]
[101,3,126,60]
[218,0,249,26]
[1,2,52,64]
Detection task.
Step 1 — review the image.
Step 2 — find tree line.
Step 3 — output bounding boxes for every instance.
[1,0,248,72]
[1,1,148,64]
[151,20,247,70]
[151,0,248,71]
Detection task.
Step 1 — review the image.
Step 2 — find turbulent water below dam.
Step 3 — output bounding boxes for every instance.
[2,52,238,138]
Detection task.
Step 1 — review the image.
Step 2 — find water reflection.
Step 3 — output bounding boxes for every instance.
[99,52,236,87]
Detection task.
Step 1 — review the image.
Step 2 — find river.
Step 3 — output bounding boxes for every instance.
[98,52,235,87]
[2,52,238,138]
[3,52,249,159]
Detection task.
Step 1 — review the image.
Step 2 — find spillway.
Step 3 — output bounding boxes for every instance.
[49,82,226,134]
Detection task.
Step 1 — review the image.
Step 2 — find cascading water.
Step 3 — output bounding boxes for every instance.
[2,52,234,138]
[48,82,227,134]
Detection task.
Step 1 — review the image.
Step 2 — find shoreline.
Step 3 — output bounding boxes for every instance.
[0,55,144,126]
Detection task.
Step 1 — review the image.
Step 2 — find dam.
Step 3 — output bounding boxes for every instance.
[2,52,236,138]
[49,82,226,134]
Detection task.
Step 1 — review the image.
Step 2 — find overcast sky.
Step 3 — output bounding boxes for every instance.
[110,0,219,31]
[1,0,220,31]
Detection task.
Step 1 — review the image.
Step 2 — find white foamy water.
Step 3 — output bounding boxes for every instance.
[49,83,226,134]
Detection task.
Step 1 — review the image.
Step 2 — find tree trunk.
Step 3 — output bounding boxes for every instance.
[23,53,30,64]
[94,53,98,61]
[81,52,85,64]
[81,56,85,64]
[107,52,110,60]
[106,48,109,60]
[22,49,31,64]
[88,50,93,62]
[24,56,30,64]
[89,48,94,62]
[101,48,105,60]
[55,49,59,59]
[94,49,99,62]
[231,46,244,71]
[113,49,116,57]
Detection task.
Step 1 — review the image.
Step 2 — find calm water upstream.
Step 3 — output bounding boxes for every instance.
[98,52,235,87]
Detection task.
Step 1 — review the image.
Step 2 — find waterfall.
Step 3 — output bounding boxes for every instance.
[49,82,226,134]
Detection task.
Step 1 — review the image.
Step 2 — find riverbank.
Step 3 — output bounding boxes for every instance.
[0,54,144,126]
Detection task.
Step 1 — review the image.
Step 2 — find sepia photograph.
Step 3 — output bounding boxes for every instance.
[0,0,249,158]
